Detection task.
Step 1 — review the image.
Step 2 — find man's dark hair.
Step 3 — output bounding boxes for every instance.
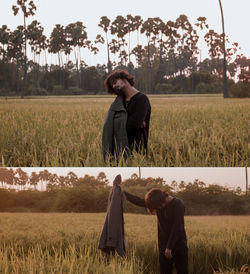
[144,188,168,213]
[104,69,135,95]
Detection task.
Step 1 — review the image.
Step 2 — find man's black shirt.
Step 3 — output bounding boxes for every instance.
[124,192,187,254]
[156,198,187,254]
[124,92,151,152]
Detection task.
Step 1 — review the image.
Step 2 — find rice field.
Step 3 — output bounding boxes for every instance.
[0,95,249,167]
[0,213,249,273]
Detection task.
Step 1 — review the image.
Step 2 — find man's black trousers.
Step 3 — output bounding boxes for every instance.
[159,249,188,274]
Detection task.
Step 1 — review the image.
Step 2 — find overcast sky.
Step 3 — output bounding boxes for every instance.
[19,167,249,191]
[1,0,249,65]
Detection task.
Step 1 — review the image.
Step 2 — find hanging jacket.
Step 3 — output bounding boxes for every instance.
[102,95,129,161]
[98,175,126,257]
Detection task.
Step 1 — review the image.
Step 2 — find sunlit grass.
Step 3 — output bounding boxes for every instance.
[0,95,249,167]
[0,213,249,273]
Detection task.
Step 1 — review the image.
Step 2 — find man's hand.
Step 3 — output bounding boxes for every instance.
[113,174,121,186]
[164,248,172,259]
[141,121,146,128]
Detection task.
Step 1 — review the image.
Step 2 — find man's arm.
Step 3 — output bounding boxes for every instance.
[124,191,145,207]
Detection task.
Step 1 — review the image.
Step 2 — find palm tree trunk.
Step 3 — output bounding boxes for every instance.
[105,32,111,73]
[22,14,27,99]
[218,0,228,98]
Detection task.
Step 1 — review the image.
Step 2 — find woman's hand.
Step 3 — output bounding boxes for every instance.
[113,174,121,186]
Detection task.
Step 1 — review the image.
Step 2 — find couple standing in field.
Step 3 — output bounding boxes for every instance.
[101,70,188,274]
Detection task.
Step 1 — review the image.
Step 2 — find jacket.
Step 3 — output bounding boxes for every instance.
[98,175,126,257]
[102,95,129,161]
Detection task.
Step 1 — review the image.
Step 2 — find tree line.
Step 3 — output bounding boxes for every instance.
[0,168,249,215]
[0,1,249,97]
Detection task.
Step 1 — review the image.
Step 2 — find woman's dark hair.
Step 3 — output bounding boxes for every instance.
[144,188,168,213]
[104,69,135,95]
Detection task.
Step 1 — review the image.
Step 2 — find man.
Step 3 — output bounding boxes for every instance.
[124,188,188,274]
[102,69,151,160]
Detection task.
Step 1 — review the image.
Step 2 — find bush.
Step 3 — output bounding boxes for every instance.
[195,82,221,94]
[229,82,250,98]
[27,87,49,96]
[52,85,65,95]
[155,83,175,94]
[0,88,8,96]
[66,86,84,95]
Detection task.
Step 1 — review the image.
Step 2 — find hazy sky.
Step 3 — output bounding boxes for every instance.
[1,0,249,65]
[20,167,249,191]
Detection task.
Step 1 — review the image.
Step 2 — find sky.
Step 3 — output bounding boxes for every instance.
[1,0,249,66]
[19,167,249,191]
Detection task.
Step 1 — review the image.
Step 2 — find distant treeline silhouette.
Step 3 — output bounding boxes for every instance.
[0,1,249,97]
[0,168,249,215]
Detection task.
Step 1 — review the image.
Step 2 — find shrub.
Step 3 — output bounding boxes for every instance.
[195,82,221,94]
[66,86,84,95]
[229,82,250,98]
[155,83,175,94]
[52,85,65,95]
[27,87,49,96]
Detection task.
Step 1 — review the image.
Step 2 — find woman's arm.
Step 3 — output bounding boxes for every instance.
[124,191,145,207]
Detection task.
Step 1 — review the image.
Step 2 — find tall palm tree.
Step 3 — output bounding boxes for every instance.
[98,16,112,73]
[15,168,28,190]
[38,169,51,191]
[49,24,66,87]
[0,25,10,63]
[195,17,209,84]
[29,171,40,190]
[65,21,89,87]
[49,24,65,68]
[27,20,45,87]
[7,26,24,94]
[204,29,225,77]
[0,168,9,188]
[141,18,155,92]
[175,14,199,77]
[47,173,58,191]
[12,0,37,98]
[111,16,128,66]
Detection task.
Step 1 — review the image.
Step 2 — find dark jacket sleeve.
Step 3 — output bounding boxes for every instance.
[102,108,114,159]
[126,94,150,130]
[166,200,185,250]
[124,191,145,207]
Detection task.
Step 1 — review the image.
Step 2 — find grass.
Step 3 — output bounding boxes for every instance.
[0,213,249,273]
[0,95,249,167]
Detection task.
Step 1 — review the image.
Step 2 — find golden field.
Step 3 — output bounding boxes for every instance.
[0,95,249,167]
[0,213,249,273]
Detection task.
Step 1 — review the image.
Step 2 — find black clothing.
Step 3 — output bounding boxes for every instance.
[159,250,188,274]
[124,92,151,153]
[156,198,187,253]
[124,191,188,274]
